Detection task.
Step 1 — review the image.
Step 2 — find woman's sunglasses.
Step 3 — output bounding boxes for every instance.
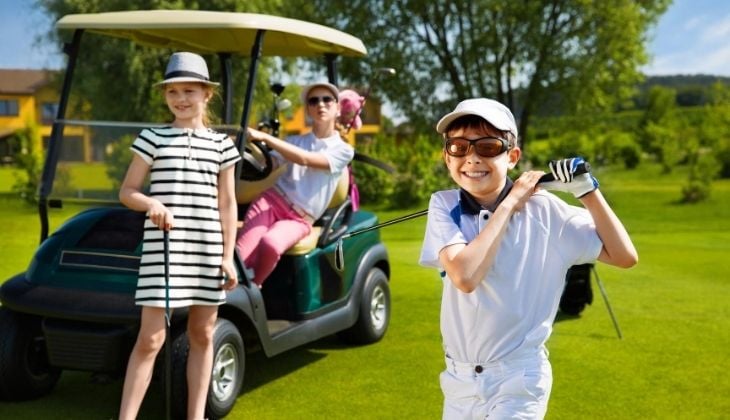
[307,95,336,106]
[444,136,511,158]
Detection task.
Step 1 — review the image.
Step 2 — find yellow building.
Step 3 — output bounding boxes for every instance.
[0,69,89,164]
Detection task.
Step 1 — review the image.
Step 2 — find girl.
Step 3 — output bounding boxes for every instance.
[118,52,241,420]
[236,82,354,286]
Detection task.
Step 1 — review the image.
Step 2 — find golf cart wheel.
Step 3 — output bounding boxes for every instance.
[0,308,61,400]
[169,319,245,420]
[338,267,390,344]
[206,319,245,419]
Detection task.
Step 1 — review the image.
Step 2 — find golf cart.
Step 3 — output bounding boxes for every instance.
[0,10,390,419]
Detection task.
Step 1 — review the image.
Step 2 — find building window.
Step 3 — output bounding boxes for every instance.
[0,99,19,116]
[41,102,59,124]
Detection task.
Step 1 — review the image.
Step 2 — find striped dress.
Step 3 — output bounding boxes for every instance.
[130,126,241,307]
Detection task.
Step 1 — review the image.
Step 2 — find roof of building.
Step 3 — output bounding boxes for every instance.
[0,69,56,95]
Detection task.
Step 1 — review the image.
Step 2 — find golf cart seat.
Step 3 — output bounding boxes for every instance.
[236,167,353,255]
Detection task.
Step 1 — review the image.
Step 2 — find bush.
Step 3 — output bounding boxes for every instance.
[11,123,43,203]
[352,133,450,209]
[681,151,719,203]
[105,134,136,190]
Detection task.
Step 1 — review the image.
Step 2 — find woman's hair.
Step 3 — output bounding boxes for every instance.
[444,114,518,147]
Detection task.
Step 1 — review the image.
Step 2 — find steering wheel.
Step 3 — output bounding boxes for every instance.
[240,140,273,181]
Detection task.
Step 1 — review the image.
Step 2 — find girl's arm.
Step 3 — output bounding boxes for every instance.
[580,190,638,268]
[119,154,173,230]
[218,165,239,289]
[438,171,544,293]
[246,127,330,170]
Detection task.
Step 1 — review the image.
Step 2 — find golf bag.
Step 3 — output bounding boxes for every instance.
[559,263,594,315]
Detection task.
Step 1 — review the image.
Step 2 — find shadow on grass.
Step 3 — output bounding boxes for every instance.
[242,345,328,393]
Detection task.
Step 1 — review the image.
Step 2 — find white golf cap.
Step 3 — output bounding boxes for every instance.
[436,98,518,137]
[156,52,219,86]
[301,82,339,103]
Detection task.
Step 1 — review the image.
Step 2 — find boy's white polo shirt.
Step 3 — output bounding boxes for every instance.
[419,183,602,364]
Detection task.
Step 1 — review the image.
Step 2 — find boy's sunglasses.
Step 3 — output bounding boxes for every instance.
[307,95,336,106]
[444,136,511,158]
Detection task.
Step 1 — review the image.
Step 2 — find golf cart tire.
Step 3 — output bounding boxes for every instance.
[0,308,61,400]
[338,267,390,345]
[207,319,245,420]
[168,319,245,420]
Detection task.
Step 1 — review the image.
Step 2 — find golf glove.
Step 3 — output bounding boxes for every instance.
[541,157,599,198]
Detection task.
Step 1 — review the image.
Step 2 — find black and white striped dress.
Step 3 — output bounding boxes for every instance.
[130,127,241,307]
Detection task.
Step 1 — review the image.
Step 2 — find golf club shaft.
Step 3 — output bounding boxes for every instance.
[342,161,591,240]
[342,209,428,240]
[591,266,623,339]
[163,230,172,420]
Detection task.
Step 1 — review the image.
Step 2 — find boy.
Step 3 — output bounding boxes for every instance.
[419,98,637,419]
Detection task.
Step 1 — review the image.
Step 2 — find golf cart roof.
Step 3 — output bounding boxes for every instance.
[56,10,367,57]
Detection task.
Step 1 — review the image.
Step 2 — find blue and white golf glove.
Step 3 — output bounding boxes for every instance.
[542,157,599,198]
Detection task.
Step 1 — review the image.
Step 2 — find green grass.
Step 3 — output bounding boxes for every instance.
[0,163,728,419]
[0,163,114,196]
[0,166,22,193]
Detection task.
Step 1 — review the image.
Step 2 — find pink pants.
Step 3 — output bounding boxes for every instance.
[236,189,312,286]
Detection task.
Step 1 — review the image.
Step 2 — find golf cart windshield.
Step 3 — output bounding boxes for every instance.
[40,10,366,240]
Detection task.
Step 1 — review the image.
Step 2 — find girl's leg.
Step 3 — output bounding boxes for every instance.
[119,306,167,420]
[186,305,218,420]
[252,217,311,285]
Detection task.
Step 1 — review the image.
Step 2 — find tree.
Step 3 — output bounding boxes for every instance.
[289,0,670,154]
[36,0,287,126]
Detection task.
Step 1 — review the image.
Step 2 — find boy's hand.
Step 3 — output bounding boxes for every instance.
[542,157,599,198]
[505,170,545,211]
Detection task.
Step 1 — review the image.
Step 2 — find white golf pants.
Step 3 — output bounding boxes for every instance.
[440,349,552,419]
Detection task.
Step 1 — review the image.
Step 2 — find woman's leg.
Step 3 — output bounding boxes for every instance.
[186,305,218,420]
[253,217,311,285]
[119,306,167,420]
[235,191,277,264]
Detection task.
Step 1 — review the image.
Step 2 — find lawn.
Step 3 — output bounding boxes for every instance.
[0,163,728,419]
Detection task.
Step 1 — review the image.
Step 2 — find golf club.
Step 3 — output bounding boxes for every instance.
[163,230,172,420]
[334,162,591,271]
[591,265,623,339]
[344,67,397,134]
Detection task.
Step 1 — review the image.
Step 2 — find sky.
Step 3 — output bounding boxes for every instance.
[2,0,730,77]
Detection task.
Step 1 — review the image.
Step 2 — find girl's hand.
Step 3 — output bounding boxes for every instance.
[220,259,238,291]
[504,170,545,212]
[147,199,174,230]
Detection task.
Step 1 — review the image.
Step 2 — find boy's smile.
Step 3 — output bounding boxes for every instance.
[444,126,520,207]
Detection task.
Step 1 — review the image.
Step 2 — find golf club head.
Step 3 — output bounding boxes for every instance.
[270,82,285,96]
[377,67,397,77]
[277,98,292,111]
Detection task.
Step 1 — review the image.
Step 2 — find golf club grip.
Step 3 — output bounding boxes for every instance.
[537,161,591,184]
